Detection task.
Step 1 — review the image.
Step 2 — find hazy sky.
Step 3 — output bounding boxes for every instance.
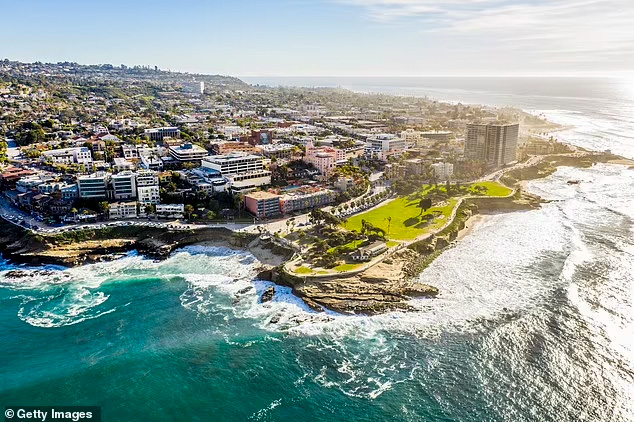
[2,0,633,77]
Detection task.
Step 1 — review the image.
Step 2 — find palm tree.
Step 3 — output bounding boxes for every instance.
[184,204,195,220]
[386,216,392,238]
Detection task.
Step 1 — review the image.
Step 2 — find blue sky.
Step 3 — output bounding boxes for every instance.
[1,0,633,76]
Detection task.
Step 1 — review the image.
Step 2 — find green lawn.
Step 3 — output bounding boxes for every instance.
[326,238,366,254]
[340,181,511,242]
[294,266,313,274]
[344,197,458,241]
[467,181,513,197]
[334,263,361,272]
[386,241,400,248]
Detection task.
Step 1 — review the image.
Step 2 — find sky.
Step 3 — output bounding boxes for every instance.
[1,0,633,77]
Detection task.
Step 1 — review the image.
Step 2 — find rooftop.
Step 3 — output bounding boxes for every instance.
[245,191,281,200]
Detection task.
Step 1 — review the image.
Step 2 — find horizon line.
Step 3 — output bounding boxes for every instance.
[3,58,631,79]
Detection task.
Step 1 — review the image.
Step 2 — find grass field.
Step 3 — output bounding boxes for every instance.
[334,263,361,272]
[467,181,513,197]
[343,181,511,241]
[294,266,313,274]
[344,197,458,241]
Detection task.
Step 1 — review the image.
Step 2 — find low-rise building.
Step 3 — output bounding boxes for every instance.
[366,134,406,161]
[201,152,266,175]
[113,157,135,172]
[279,187,335,214]
[404,158,426,176]
[37,182,78,199]
[350,241,387,262]
[42,147,92,165]
[303,142,346,178]
[225,171,272,194]
[211,141,258,155]
[109,201,138,219]
[15,174,54,192]
[111,171,137,200]
[77,172,110,199]
[168,143,207,163]
[145,126,180,142]
[244,191,281,219]
[256,143,295,161]
[334,176,355,192]
[155,203,184,219]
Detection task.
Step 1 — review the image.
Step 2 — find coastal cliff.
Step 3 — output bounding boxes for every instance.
[0,224,269,267]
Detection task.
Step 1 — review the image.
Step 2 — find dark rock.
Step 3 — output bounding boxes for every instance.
[261,286,276,303]
[236,286,254,295]
[256,269,273,281]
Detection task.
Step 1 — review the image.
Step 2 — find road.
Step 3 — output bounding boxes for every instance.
[0,170,394,239]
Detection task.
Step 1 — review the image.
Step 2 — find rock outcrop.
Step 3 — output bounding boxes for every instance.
[270,249,438,315]
[260,287,276,303]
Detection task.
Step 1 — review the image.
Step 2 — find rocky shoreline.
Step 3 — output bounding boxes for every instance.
[1,150,630,315]
[0,224,287,268]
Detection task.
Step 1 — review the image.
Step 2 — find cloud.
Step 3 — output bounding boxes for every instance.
[337,0,634,71]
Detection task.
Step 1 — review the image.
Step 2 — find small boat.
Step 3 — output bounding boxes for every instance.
[566,180,580,185]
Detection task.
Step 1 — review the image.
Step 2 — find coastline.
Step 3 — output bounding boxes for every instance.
[2,149,629,315]
[456,214,489,242]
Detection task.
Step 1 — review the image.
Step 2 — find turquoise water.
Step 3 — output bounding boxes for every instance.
[2,163,633,421]
[2,78,634,421]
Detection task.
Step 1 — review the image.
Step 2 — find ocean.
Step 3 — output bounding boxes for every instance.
[1,78,633,421]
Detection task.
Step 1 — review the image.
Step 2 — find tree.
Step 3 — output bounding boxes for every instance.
[418,197,432,216]
[206,211,217,220]
[184,204,195,220]
[386,216,392,238]
[98,201,110,215]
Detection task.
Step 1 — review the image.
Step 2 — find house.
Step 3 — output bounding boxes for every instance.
[349,241,387,262]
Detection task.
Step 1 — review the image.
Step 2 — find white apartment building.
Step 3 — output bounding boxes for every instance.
[201,153,266,175]
[431,162,454,181]
[226,171,272,194]
[136,170,160,205]
[42,147,93,165]
[401,129,453,146]
[77,172,110,199]
[109,202,138,219]
[216,125,249,139]
[111,171,137,200]
[37,182,78,199]
[113,157,135,172]
[121,144,140,159]
[145,127,180,142]
[168,143,207,162]
[16,175,54,192]
[139,153,163,171]
[367,134,407,161]
[201,153,271,193]
[155,204,184,219]
[137,185,160,205]
[136,170,159,186]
